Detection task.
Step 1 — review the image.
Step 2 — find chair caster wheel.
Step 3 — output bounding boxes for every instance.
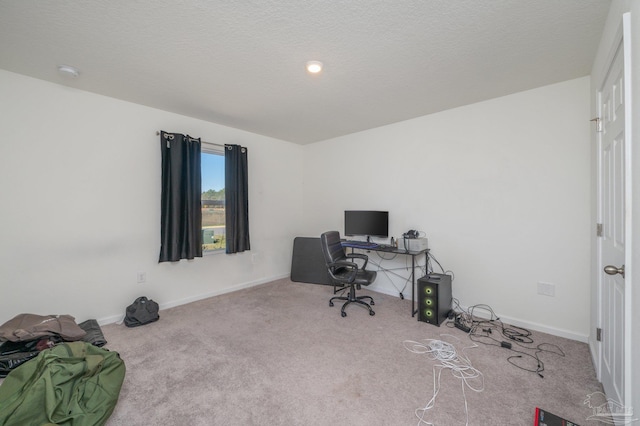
[329,301,334,307]
[369,310,375,316]
[341,311,347,317]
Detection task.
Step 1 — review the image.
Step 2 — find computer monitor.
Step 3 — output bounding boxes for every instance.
[344,210,389,239]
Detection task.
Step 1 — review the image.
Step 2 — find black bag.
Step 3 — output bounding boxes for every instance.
[124,297,159,327]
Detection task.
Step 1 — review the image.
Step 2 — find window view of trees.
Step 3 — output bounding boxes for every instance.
[202,188,225,201]
[201,151,225,251]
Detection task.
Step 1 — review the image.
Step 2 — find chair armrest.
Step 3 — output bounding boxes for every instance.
[346,252,369,269]
[327,261,358,284]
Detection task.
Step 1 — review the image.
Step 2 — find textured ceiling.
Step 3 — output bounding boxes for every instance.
[0,0,611,144]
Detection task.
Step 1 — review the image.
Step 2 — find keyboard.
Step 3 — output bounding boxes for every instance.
[341,240,379,249]
[375,244,396,251]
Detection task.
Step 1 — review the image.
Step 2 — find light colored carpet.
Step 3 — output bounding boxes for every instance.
[100,278,603,425]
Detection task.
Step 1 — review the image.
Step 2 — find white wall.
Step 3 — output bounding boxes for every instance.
[0,69,305,325]
[302,77,592,340]
[0,68,597,343]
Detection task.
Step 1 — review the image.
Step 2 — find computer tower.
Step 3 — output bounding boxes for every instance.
[417,273,452,326]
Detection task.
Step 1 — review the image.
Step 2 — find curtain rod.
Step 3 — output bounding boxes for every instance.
[156,131,224,148]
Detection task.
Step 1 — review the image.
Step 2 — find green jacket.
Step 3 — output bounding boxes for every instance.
[0,342,125,426]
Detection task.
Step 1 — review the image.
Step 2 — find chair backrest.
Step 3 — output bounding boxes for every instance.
[320,231,346,266]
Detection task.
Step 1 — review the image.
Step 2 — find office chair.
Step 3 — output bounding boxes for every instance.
[320,231,376,317]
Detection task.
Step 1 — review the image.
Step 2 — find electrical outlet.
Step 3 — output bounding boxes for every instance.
[537,281,555,297]
[137,271,146,283]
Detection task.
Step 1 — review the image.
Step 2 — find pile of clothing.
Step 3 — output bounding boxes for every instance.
[0,314,125,426]
[0,313,107,377]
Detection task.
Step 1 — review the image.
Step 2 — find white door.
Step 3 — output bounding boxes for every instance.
[596,16,632,417]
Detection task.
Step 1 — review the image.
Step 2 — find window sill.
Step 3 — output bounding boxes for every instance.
[203,249,225,256]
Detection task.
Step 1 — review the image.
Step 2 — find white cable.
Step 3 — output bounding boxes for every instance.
[403,334,484,426]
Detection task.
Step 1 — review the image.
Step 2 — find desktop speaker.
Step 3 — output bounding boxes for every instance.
[417,273,452,326]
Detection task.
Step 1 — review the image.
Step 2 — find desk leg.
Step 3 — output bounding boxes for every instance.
[411,254,416,317]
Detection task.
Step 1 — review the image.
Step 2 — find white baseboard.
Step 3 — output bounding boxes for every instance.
[369,285,410,299]
[492,312,589,343]
[99,275,588,343]
[368,287,589,343]
[97,273,289,326]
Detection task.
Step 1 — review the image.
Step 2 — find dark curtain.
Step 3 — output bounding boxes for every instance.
[225,144,250,254]
[159,131,202,262]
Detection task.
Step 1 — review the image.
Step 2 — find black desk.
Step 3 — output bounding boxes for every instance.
[342,242,429,317]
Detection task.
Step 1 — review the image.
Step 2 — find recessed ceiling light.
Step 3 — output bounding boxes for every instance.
[57,65,80,77]
[306,61,323,74]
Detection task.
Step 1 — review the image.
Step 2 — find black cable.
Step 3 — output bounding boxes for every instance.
[424,252,455,284]
[375,251,398,261]
[448,303,565,378]
[427,253,446,275]
[366,256,415,296]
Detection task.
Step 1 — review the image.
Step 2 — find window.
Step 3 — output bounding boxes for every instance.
[201,147,225,252]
